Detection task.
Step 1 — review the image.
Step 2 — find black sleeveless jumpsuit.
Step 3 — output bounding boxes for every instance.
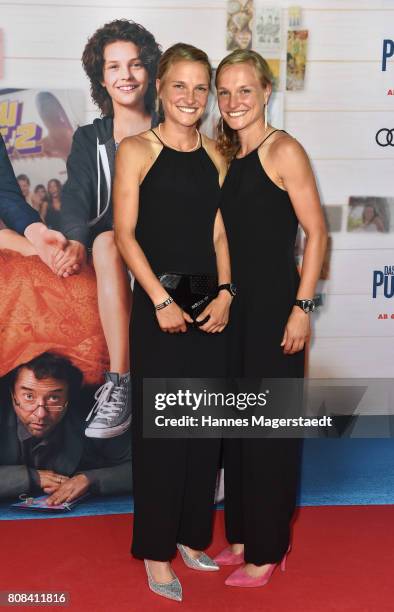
[130,132,225,561]
[220,131,303,565]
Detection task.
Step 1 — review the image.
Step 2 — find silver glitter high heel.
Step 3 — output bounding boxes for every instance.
[144,559,182,602]
[177,544,219,571]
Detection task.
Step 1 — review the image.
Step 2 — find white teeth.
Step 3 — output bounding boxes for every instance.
[178,107,196,113]
[229,111,247,117]
[118,85,137,91]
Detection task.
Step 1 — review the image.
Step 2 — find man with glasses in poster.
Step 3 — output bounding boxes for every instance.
[0,352,132,503]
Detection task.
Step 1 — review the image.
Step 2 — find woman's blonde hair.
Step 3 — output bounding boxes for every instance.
[215,49,272,160]
[156,43,212,115]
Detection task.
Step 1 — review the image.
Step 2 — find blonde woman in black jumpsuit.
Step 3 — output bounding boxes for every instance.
[213,50,327,587]
[113,44,232,601]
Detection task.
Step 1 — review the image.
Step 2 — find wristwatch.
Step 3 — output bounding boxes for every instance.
[295,298,316,313]
[218,283,237,297]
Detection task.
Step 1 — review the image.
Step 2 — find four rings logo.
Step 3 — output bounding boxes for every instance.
[375,129,394,147]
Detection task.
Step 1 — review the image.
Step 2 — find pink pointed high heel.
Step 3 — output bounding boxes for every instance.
[213,546,244,566]
[225,546,290,587]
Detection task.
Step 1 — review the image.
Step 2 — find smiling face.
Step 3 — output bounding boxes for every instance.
[234,30,252,50]
[34,186,47,204]
[363,205,376,223]
[12,368,69,438]
[35,186,46,201]
[101,40,149,112]
[217,61,271,133]
[157,60,210,127]
[47,180,60,197]
[18,178,30,198]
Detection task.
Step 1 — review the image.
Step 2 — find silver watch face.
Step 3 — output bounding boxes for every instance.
[304,300,315,313]
[297,299,315,313]
[230,283,237,296]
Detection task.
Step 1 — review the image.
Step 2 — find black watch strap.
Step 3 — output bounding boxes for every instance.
[295,298,316,313]
[218,283,237,297]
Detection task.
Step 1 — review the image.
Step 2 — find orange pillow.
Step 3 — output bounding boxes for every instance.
[0,250,109,385]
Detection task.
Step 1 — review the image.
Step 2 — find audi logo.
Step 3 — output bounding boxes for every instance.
[375,128,394,146]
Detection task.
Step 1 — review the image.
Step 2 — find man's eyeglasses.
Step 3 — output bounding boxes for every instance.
[12,394,68,413]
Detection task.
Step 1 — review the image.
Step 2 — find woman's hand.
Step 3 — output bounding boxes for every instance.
[281,306,310,354]
[24,223,68,274]
[156,301,193,333]
[196,291,232,333]
[53,240,87,277]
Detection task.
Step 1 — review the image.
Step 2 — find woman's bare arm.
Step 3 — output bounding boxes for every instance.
[113,137,167,304]
[195,137,233,333]
[113,136,193,332]
[272,137,328,354]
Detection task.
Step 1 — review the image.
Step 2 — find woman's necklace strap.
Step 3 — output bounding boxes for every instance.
[150,128,165,146]
[257,129,280,148]
[234,129,285,159]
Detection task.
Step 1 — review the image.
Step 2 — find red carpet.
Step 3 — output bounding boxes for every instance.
[1,507,393,611]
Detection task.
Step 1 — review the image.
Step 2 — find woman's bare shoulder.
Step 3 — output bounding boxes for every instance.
[117,131,161,169]
[119,130,158,151]
[270,131,307,161]
[266,131,313,183]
